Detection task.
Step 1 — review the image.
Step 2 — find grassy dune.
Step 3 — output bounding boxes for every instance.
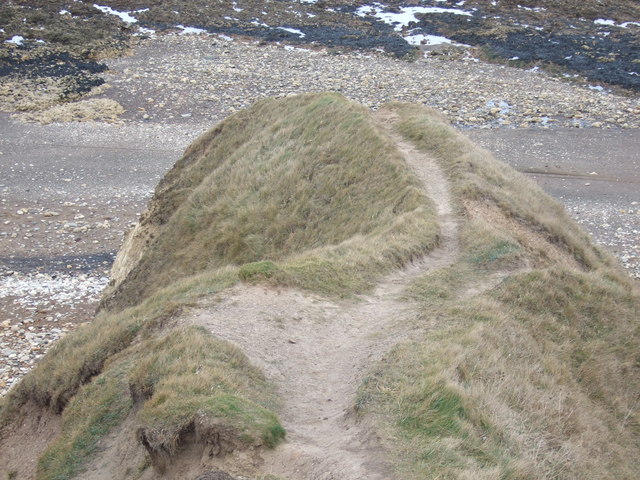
[357,104,640,479]
[0,93,439,479]
[103,93,438,309]
[2,95,638,479]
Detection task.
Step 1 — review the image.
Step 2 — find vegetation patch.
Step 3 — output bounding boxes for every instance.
[15,98,124,124]
[1,267,237,418]
[35,326,282,480]
[356,104,640,479]
[103,93,438,309]
[37,359,133,480]
[2,94,438,477]
[239,261,279,282]
[386,102,614,272]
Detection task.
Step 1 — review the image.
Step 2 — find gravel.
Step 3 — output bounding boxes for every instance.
[101,34,640,128]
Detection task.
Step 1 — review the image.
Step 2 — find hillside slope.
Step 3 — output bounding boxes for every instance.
[1,94,638,480]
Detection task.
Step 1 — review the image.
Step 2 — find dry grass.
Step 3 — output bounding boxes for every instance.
[357,104,640,479]
[385,102,617,273]
[2,94,439,477]
[104,93,438,309]
[14,98,124,124]
[1,267,238,418]
[35,325,281,480]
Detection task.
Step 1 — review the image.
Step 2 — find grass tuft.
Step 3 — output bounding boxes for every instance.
[239,261,279,282]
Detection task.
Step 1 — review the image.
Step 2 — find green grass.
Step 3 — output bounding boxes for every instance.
[239,261,279,282]
[36,360,133,480]
[131,327,283,454]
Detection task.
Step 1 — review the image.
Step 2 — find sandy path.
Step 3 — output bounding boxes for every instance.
[189,112,459,479]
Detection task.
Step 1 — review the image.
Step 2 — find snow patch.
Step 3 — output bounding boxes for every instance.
[284,45,311,52]
[517,5,546,12]
[93,4,144,24]
[278,26,306,37]
[594,19,639,28]
[356,4,472,32]
[135,26,156,37]
[5,35,24,45]
[177,25,208,35]
[406,33,451,46]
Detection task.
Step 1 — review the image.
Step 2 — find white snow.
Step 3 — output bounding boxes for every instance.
[278,27,306,37]
[60,9,70,15]
[594,19,640,28]
[405,33,452,46]
[5,35,24,45]
[136,26,156,37]
[588,85,605,92]
[177,25,208,35]
[518,5,546,12]
[93,4,140,24]
[356,4,471,32]
[284,45,311,52]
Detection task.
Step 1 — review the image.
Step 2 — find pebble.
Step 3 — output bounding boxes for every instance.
[0,319,74,396]
[0,272,107,396]
[102,35,639,129]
